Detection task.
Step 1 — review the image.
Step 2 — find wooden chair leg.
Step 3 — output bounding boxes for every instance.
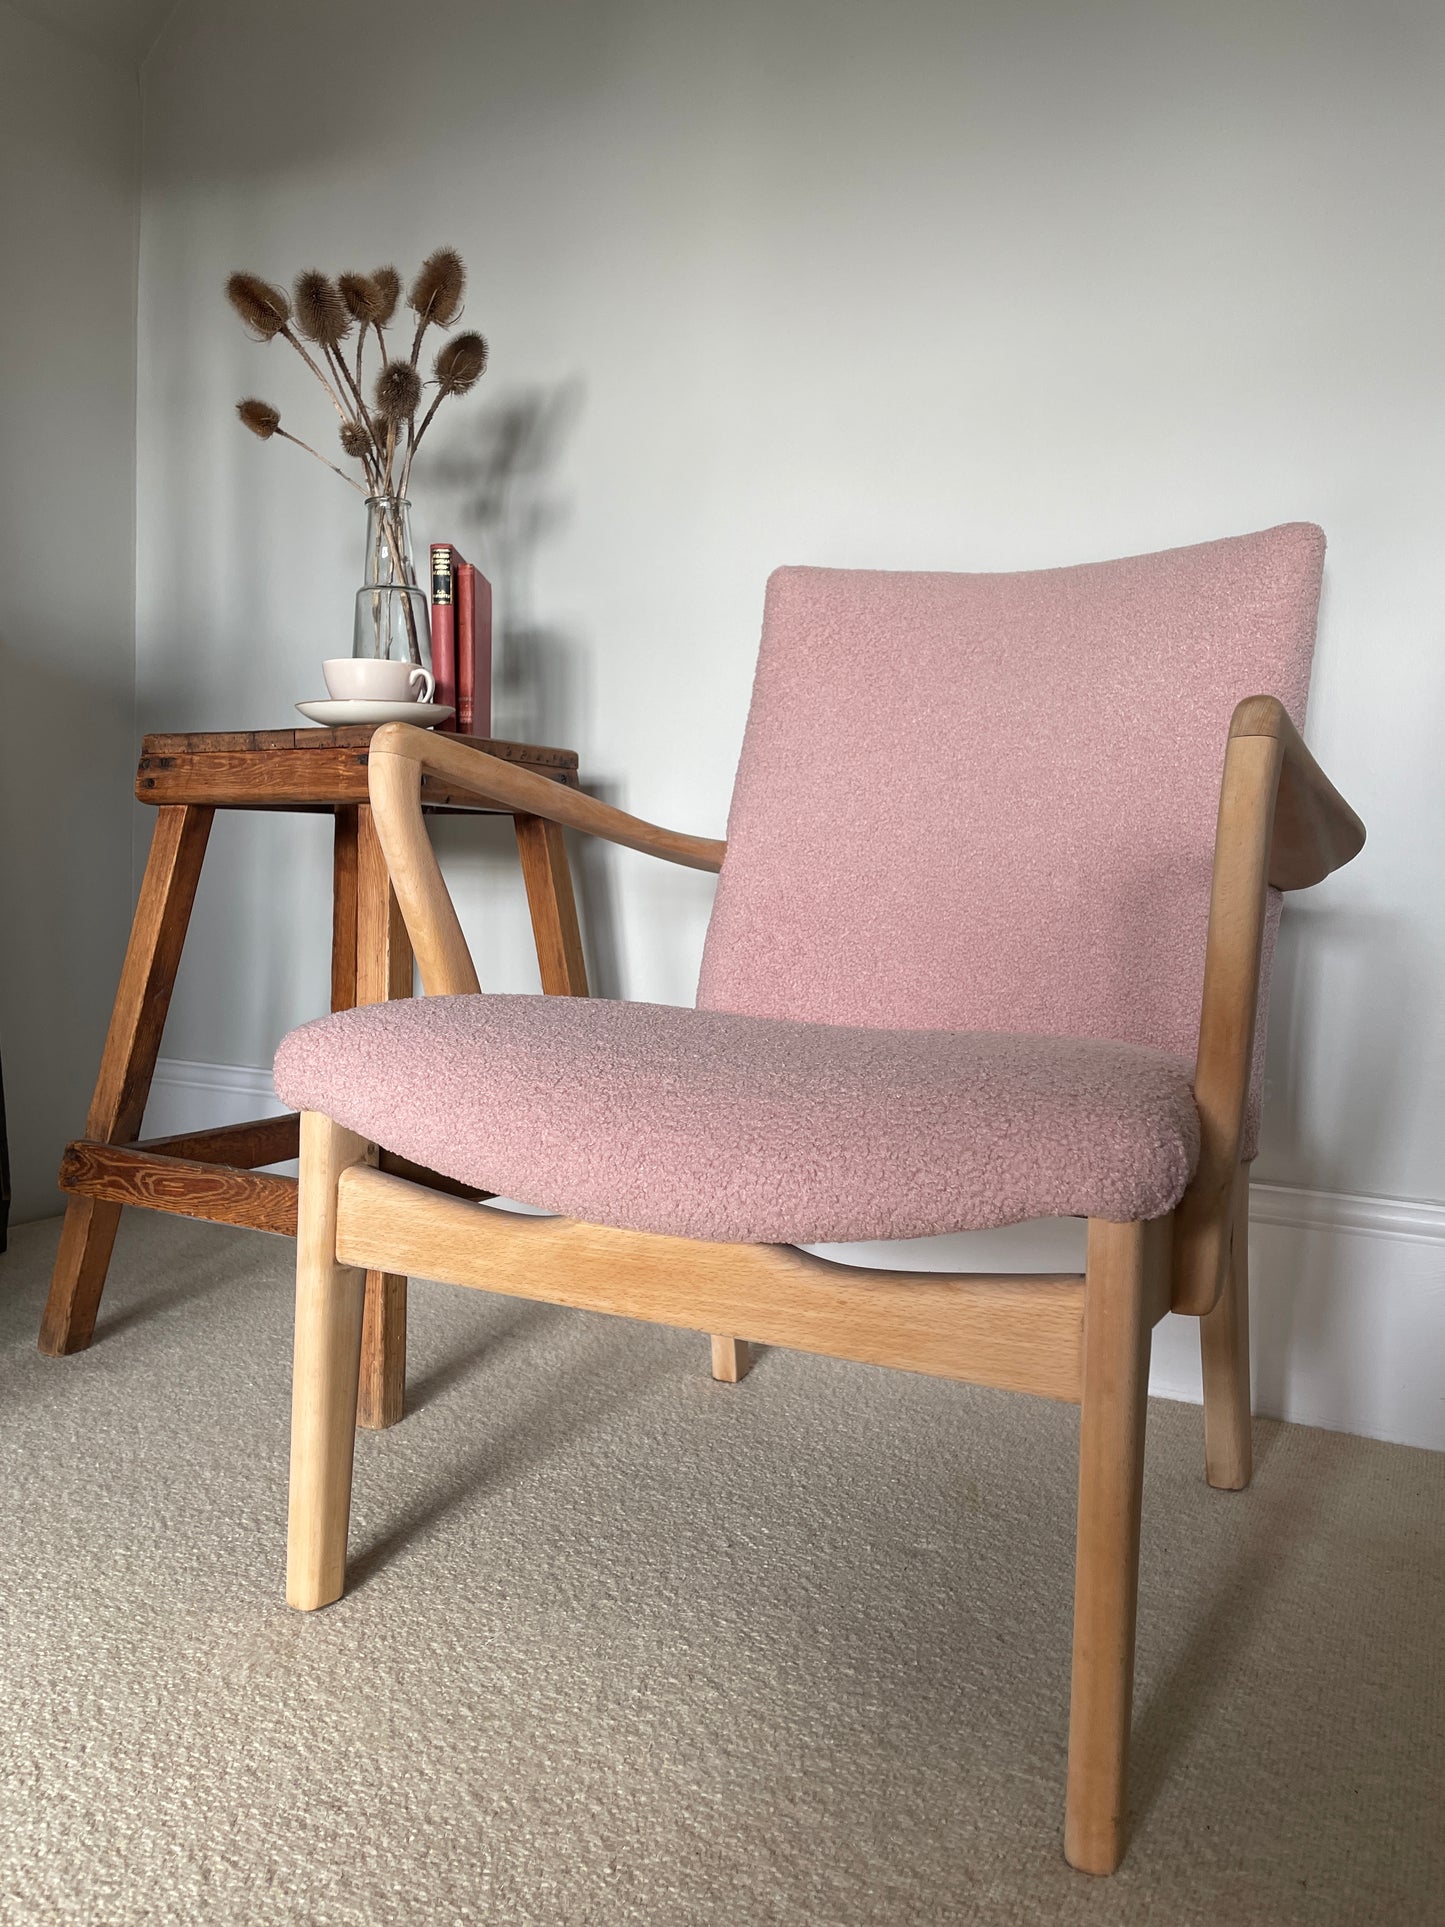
[710,1336,753,1383]
[1200,1171,1252,1490]
[287,1113,369,1611]
[354,805,412,1430]
[39,803,214,1356]
[1065,1215,1165,1876]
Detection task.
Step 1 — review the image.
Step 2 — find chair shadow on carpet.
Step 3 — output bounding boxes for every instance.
[402,1297,563,1416]
[345,1303,684,1594]
[1129,1416,1312,1827]
[90,1216,268,1343]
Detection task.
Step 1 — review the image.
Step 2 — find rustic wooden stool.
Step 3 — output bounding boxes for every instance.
[37,725,587,1427]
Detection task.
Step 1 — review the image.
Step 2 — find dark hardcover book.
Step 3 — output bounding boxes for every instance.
[429,543,457,727]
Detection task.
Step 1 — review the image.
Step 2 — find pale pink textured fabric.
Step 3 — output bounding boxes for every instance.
[274,995,1200,1242]
[698,524,1324,1158]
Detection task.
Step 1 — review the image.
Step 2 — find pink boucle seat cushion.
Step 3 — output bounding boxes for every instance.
[274,994,1200,1244]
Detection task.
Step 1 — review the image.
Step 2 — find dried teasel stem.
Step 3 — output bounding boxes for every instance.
[281,428,368,493]
[399,332,489,497]
[324,341,385,481]
[236,396,366,493]
[278,326,356,429]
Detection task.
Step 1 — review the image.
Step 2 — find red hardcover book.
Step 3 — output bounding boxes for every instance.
[452,552,493,738]
[454,549,473,734]
[429,543,457,727]
[455,559,493,739]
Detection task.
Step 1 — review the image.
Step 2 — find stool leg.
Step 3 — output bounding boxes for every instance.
[515,813,589,998]
[39,1198,123,1357]
[354,805,412,1429]
[39,804,214,1355]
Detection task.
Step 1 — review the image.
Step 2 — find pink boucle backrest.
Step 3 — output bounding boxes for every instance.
[697,525,1324,1110]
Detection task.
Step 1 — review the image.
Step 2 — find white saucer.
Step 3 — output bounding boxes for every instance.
[297,699,455,727]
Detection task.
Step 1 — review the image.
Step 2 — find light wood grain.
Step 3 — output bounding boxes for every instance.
[333,1168,1087,1401]
[287,1114,369,1611]
[1200,1169,1253,1490]
[1174,699,1364,1316]
[1228,696,1366,889]
[1172,726,1279,1318]
[366,748,481,996]
[1064,1214,1169,1876]
[38,803,214,1355]
[710,1337,754,1383]
[354,804,413,1429]
[370,724,726,872]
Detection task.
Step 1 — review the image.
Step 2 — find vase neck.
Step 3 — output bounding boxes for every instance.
[362,496,416,587]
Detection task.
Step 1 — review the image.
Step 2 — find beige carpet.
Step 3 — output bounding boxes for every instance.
[0,1211,1440,1927]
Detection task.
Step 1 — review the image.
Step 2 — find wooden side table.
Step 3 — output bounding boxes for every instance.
[37,725,588,1428]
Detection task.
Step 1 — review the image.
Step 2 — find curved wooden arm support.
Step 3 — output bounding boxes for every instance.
[368,724,725,997]
[371,724,726,870]
[1172,697,1365,1315]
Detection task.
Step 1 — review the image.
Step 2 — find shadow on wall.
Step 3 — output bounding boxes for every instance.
[420,381,585,748]
[1251,898,1412,1429]
[0,636,133,1221]
[418,381,625,999]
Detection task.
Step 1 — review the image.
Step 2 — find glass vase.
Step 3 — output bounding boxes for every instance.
[354,495,431,671]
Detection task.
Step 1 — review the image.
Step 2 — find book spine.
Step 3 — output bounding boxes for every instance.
[473,570,493,739]
[429,543,457,727]
[456,557,475,736]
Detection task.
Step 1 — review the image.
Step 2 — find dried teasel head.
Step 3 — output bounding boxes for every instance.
[374,359,423,421]
[338,273,385,325]
[434,331,488,397]
[371,266,401,325]
[293,270,352,347]
[338,419,372,458]
[226,273,291,341]
[236,397,281,439]
[408,248,465,328]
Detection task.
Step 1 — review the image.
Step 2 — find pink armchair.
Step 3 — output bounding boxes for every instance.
[274,522,1363,1873]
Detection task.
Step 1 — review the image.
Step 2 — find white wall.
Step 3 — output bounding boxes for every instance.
[133,0,1444,1441]
[0,3,140,1222]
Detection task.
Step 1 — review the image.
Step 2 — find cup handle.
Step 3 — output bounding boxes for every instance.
[409,666,435,703]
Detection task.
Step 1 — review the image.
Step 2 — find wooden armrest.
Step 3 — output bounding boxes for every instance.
[370,724,725,872]
[1229,695,1365,890]
[1173,696,1365,1315]
[367,724,724,997]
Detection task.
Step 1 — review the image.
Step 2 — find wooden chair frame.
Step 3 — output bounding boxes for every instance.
[286,699,1363,1874]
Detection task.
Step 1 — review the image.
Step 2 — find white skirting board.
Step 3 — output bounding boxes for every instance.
[145,1058,1445,1454]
